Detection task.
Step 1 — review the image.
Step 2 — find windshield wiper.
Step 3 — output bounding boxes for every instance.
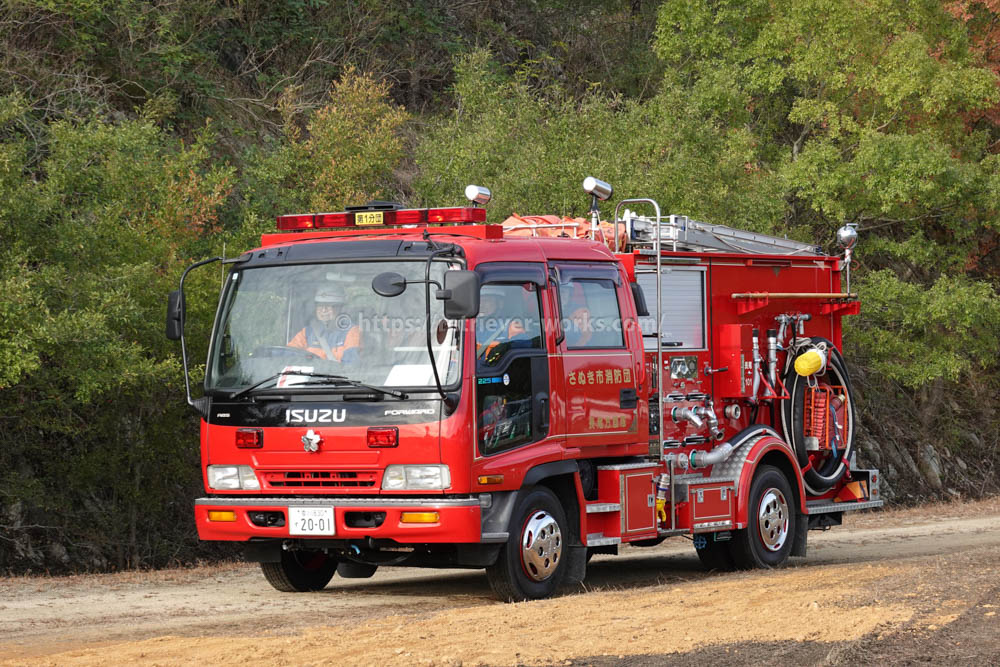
[296,377,408,400]
[229,371,407,400]
[229,371,351,400]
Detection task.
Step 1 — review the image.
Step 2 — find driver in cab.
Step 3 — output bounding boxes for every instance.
[288,285,360,363]
[476,286,527,363]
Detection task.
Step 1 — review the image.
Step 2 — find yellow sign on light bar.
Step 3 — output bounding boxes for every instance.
[355,211,384,226]
[400,512,440,524]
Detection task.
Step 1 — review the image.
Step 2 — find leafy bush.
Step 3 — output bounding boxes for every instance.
[413,50,785,232]
[3,0,1000,573]
[0,112,232,570]
[234,70,408,244]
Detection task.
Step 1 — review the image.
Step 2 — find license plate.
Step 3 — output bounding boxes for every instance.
[288,507,335,535]
[355,211,384,226]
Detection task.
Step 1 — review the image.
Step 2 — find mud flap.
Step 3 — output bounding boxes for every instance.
[791,511,808,557]
[244,540,281,563]
[563,544,587,586]
[456,543,503,567]
[481,490,519,539]
[337,561,377,578]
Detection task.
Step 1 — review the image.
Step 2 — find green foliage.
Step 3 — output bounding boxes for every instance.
[654,0,1000,386]
[413,50,785,232]
[848,270,1000,388]
[0,112,231,570]
[235,70,408,247]
[417,2,1000,483]
[0,249,48,388]
[0,0,660,142]
[2,0,1000,571]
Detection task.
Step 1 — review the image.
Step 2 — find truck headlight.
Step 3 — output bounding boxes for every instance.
[239,466,260,490]
[382,465,451,490]
[208,465,260,490]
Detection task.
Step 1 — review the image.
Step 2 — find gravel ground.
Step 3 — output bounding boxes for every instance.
[1,497,998,665]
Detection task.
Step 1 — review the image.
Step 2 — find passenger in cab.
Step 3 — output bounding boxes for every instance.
[565,306,593,347]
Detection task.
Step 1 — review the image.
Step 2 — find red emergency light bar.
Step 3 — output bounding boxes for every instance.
[276,206,487,231]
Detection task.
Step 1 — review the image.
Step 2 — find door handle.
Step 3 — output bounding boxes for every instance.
[535,393,550,433]
[619,388,638,409]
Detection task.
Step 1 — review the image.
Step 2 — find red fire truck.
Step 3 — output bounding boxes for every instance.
[166,179,881,601]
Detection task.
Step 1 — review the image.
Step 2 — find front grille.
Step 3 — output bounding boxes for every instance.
[261,470,378,489]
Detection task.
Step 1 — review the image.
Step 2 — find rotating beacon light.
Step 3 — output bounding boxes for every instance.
[837,223,858,293]
[465,184,492,207]
[583,176,613,247]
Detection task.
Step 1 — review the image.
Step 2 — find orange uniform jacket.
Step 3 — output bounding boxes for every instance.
[288,324,361,362]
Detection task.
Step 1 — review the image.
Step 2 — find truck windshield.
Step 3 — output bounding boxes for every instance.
[205,260,462,394]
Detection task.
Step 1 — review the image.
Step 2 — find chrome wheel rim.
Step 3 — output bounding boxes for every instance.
[520,510,562,581]
[757,488,789,552]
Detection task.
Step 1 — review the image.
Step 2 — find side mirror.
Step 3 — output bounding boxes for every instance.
[372,271,407,297]
[166,289,185,340]
[439,270,480,319]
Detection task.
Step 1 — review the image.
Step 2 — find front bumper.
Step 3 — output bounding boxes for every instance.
[194,496,485,543]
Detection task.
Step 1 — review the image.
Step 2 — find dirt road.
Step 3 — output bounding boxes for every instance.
[2,498,999,665]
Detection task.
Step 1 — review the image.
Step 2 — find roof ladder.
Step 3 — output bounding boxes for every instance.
[619,212,822,256]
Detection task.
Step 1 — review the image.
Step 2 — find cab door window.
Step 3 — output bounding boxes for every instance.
[560,278,625,349]
[476,283,543,367]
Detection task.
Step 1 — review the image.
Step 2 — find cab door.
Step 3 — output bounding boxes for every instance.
[473,262,551,457]
[554,262,640,450]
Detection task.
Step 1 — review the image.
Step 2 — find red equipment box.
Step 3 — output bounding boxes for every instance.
[595,463,658,540]
[688,482,735,533]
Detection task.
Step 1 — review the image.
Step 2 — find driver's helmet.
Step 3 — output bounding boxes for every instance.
[479,285,507,316]
[314,284,347,305]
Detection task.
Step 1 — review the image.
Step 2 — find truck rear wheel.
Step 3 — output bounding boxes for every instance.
[730,465,795,569]
[261,549,337,592]
[486,486,567,602]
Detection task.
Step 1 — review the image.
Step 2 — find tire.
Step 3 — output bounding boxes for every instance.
[694,535,735,572]
[486,486,568,602]
[730,465,795,569]
[261,549,337,592]
[782,338,856,494]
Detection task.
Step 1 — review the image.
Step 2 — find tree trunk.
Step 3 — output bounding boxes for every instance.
[915,380,944,490]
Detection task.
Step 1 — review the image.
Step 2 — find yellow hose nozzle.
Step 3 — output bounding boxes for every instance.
[794,348,827,377]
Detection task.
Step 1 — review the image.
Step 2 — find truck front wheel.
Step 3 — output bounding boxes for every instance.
[486,486,567,601]
[730,465,795,569]
[261,549,337,592]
